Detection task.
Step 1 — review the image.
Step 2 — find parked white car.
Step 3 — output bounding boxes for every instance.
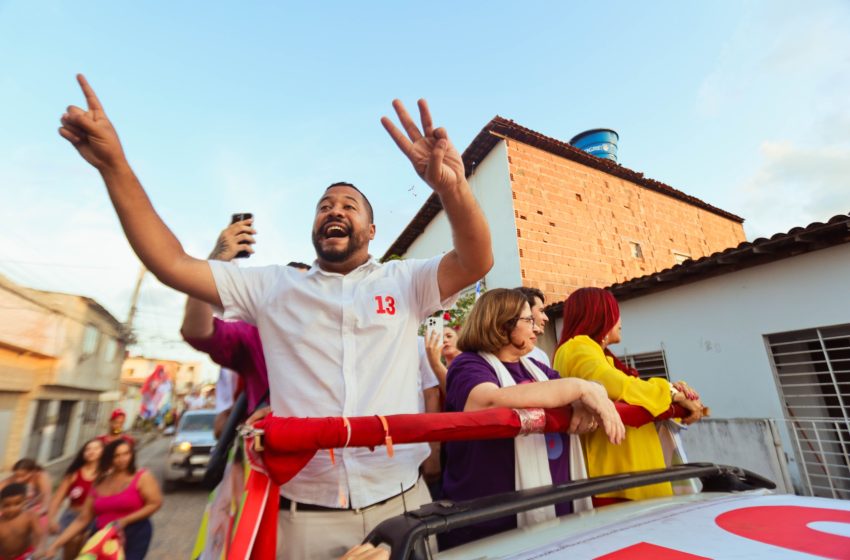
[164,409,217,492]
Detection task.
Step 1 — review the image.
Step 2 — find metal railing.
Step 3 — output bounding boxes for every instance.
[784,417,850,500]
[766,324,850,500]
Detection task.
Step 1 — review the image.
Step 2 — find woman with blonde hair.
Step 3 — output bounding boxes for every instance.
[440,288,624,549]
[554,287,704,506]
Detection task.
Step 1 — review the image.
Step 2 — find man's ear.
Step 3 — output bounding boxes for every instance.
[369,224,376,240]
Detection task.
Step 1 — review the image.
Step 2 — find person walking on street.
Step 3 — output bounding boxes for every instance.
[44,440,162,560]
[97,409,136,448]
[46,439,103,560]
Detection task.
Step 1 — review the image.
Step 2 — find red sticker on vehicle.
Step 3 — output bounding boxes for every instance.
[595,542,711,559]
[716,505,850,559]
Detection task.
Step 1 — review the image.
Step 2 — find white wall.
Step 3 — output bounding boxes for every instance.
[553,244,850,489]
[403,141,521,289]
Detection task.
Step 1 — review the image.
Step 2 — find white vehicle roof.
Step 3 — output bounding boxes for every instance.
[439,491,850,559]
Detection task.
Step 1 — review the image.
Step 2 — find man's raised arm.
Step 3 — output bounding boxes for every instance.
[59,74,220,305]
[382,100,493,300]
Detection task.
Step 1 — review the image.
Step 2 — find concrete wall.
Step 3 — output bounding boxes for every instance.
[37,295,125,393]
[680,418,794,494]
[402,140,522,290]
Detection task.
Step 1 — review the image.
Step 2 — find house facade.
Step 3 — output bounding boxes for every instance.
[546,214,850,499]
[0,274,126,470]
[385,116,746,352]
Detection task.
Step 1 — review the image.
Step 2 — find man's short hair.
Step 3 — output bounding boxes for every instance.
[0,482,27,500]
[286,261,311,271]
[325,182,374,223]
[516,286,545,308]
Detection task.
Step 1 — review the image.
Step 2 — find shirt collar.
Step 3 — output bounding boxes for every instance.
[308,255,380,277]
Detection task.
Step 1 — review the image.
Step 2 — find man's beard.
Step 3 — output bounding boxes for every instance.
[311,229,368,263]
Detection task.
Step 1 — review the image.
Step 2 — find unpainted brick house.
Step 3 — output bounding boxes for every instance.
[384,116,746,353]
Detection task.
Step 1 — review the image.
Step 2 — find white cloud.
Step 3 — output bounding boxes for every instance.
[697,1,850,237]
[739,139,850,238]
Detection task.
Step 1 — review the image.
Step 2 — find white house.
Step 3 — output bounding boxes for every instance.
[546,213,850,499]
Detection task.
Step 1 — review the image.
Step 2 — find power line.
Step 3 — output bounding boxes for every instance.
[0,259,121,271]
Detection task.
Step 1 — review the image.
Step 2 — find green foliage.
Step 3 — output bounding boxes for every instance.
[418,287,484,335]
[443,290,479,328]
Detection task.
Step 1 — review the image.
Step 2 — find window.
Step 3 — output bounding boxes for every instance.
[81,325,100,359]
[103,338,119,362]
[50,401,76,460]
[26,400,50,459]
[673,252,691,265]
[766,324,850,499]
[628,241,643,259]
[622,350,669,381]
[82,401,99,424]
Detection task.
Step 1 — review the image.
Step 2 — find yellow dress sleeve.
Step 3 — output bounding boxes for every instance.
[553,335,672,417]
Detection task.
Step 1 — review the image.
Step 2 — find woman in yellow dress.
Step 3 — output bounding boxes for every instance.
[553,287,704,505]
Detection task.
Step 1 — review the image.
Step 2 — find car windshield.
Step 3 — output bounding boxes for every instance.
[179,413,215,432]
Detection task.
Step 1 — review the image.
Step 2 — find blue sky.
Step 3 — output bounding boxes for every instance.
[1,1,848,370]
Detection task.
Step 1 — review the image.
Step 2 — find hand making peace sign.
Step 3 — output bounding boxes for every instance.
[59,74,126,171]
[381,99,466,195]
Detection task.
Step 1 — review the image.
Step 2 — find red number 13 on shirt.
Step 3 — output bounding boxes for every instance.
[375,296,396,315]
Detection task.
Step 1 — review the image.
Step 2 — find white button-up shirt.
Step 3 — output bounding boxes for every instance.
[527,345,551,367]
[210,255,457,508]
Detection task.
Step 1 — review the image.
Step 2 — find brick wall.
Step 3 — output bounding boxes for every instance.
[507,140,746,304]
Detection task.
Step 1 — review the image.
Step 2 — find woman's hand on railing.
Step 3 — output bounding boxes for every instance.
[579,381,625,444]
[674,394,705,425]
[672,380,699,401]
[568,401,600,435]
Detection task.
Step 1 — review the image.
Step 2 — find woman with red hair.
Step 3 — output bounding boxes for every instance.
[553,287,704,505]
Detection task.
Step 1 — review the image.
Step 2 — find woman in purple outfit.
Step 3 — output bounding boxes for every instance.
[440,288,624,550]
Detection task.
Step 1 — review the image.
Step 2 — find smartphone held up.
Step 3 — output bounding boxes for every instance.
[425,315,444,346]
[231,213,253,259]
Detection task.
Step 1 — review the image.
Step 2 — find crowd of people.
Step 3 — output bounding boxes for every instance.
[0,409,159,560]
[0,74,708,558]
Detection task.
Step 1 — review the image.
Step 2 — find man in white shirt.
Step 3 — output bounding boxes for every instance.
[184,388,207,411]
[59,76,493,558]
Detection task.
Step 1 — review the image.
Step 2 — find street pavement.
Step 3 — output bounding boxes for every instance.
[138,434,209,559]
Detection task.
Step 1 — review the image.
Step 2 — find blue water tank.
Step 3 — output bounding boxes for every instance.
[569,129,619,162]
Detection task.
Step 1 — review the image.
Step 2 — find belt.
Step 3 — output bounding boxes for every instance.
[279,482,416,513]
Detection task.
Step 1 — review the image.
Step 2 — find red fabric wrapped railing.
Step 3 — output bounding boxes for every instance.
[255,402,687,486]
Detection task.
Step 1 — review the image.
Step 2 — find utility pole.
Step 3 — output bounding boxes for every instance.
[123,265,147,345]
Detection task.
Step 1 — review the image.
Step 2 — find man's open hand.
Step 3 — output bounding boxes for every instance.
[381,99,465,195]
[59,74,126,171]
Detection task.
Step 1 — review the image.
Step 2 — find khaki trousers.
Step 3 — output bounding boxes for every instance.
[276,479,433,560]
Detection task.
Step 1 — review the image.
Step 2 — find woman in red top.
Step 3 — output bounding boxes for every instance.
[45,440,162,560]
[47,438,103,559]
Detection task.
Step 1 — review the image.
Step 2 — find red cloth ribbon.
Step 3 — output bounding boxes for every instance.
[236,403,686,559]
[255,403,683,486]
